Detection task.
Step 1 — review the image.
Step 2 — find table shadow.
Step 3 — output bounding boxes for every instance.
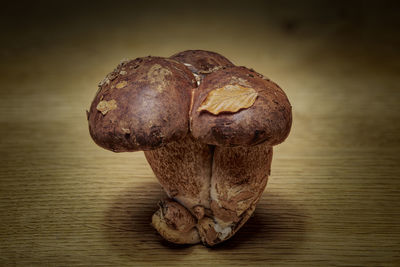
[211,191,308,253]
[103,181,197,260]
[103,181,308,260]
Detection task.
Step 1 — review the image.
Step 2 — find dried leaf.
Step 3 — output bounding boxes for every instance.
[96,99,117,115]
[197,85,258,115]
[116,81,128,89]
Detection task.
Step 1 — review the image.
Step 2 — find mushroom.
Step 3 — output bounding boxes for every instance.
[88,56,195,152]
[87,50,292,246]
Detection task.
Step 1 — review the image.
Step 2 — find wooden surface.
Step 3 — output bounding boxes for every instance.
[1,1,399,266]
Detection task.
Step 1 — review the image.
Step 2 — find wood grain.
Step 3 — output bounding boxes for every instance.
[0,1,399,266]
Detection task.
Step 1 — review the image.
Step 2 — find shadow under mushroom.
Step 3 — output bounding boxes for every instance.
[103,182,307,260]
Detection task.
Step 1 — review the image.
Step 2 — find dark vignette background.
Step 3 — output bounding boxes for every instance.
[0,0,399,266]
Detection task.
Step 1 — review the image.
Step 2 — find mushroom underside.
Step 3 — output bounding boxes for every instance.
[145,134,272,246]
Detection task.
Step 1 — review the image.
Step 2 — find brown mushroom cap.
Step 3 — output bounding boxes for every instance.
[88,56,195,152]
[191,66,292,147]
[170,50,234,84]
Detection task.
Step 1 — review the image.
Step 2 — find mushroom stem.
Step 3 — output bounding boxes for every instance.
[144,134,213,212]
[151,199,200,244]
[145,134,273,246]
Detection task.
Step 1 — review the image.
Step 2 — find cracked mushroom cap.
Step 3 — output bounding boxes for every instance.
[87,56,196,152]
[170,50,234,72]
[191,66,292,147]
[170,50,234,84]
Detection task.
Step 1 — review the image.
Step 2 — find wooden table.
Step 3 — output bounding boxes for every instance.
[1,2,399,266]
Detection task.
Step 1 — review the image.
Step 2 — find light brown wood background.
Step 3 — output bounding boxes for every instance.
[1,1,399,266]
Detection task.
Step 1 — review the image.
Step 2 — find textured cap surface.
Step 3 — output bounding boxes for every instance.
[88,57,195,152]
[191,66,292,147]
[170,50,234,85]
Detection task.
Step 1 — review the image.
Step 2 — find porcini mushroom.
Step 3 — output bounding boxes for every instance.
[87,50,292,246]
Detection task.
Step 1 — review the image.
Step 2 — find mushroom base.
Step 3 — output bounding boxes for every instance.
[144,135,273,246]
